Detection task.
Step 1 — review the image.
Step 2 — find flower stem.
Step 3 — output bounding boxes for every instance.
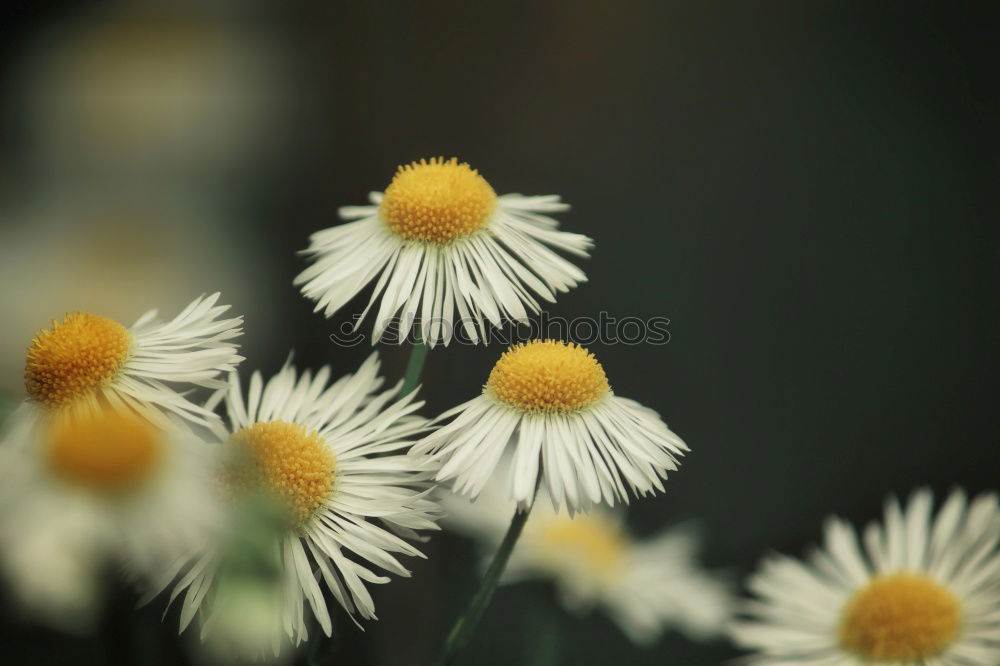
[526,599,562,666]
[400,342,429,397]
[432,478,541,666]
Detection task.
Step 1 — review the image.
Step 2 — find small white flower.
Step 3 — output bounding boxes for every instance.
[23,292,243,427]
[731,488,1000,666]
[295,157,592,346]
[413,339,688,513]
[170,354,442,651]
[441,470,731,645]
[0,404,216,629]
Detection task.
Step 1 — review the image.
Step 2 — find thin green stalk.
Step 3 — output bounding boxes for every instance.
[400,342,429,397]
[526,600,562,666]
[432,478,541,666]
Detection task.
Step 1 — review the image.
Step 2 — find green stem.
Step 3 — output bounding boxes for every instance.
[432,478,541,666]
[400,342,429,397]
[526,600,561,666]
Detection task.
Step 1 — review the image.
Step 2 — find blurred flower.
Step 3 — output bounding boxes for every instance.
[413,339,687,513]
[731,488,1000,665]
[22,293,243,427]
[441,468,731,645]
[194,491,295,664]
[200,573,288,664]
[0,404,217,629]
[169,354,442,652]
[296,157,592,346]
[15,9,288,178]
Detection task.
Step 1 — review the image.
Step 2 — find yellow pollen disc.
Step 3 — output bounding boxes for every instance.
[25,313,132,408]
[537,514,626,577]
[227,421,335,530]
[486,339,609,412]
[46,409,163,493]
[839,573,962,661]
[379,157,497,243]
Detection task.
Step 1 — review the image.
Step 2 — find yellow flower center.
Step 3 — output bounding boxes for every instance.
[25,313,132,408]
[536,513,626,577]
[46,409,163,493]
[379,157,497,243]
[486,340,609,412]
[226,421,335,531]
[839,573,962,661]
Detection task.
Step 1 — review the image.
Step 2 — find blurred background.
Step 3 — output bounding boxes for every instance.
[0,1,997,664]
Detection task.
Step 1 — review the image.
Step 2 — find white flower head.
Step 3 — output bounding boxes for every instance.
[23,293,243,427]
[441,470,731,645]
[170,354,442,652]
[0,403,217,629]
[295,157,592,346]
[413,339,688,513]
[731,488,1000,666]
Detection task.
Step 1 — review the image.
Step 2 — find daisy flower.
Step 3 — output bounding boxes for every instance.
[170,354,442,650]
[23,292,243,427]
[730,488,1000,666]
[412,339,688,513]
[441,470,731,645]
[295,157,592,346]
[0,403,216,628]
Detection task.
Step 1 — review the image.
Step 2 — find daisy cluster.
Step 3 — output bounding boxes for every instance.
[0,157,996,666]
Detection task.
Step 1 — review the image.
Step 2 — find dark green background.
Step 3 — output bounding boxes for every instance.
[2,1,997,664]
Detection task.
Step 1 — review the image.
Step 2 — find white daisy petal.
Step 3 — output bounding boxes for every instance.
[295,157,591,346]
[166,353,442,654]
[732,489,1000,666]
[414,340,686,514]
[22,294,243,428]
